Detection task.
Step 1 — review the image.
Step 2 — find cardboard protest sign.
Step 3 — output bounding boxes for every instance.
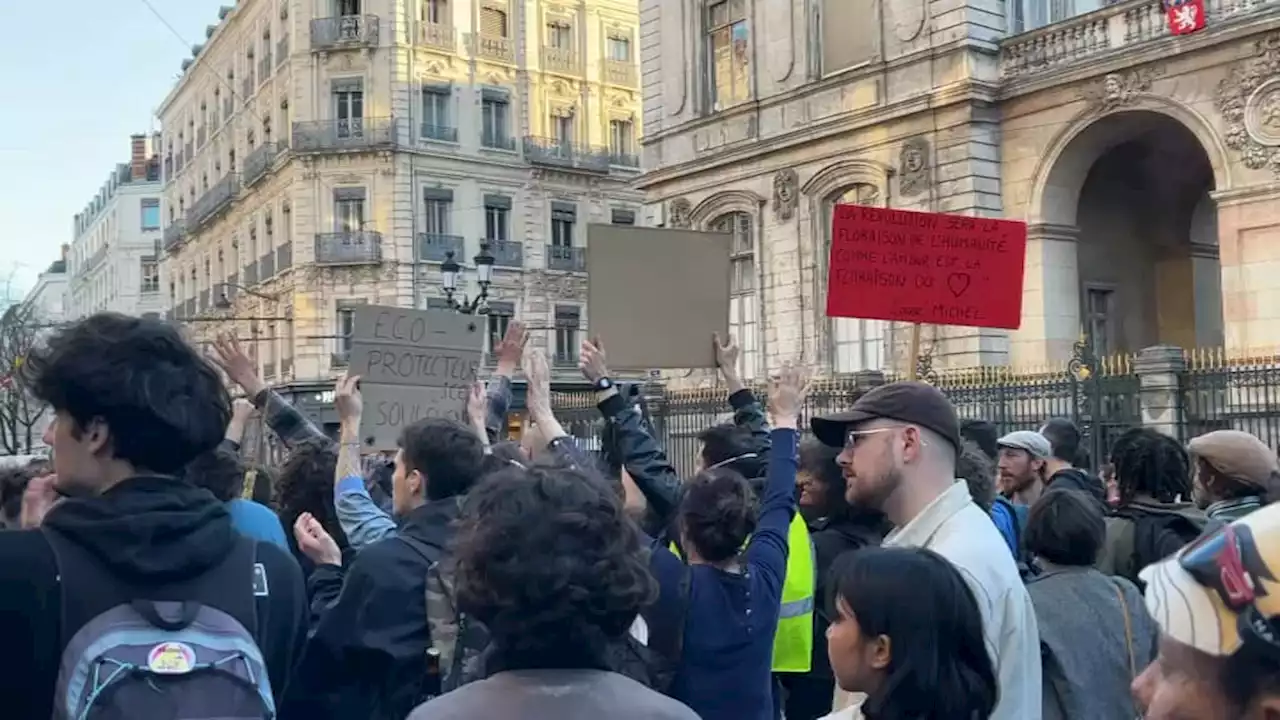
[587,224,731,369]
[347,305,483,449]
[826,205,1027,330]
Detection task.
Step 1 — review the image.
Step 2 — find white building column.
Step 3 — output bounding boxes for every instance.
[1013,223,1080,365]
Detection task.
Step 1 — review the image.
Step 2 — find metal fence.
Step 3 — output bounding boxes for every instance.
[1179,348,1280,449]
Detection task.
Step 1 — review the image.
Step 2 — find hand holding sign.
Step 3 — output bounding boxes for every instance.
[335,374,363,425]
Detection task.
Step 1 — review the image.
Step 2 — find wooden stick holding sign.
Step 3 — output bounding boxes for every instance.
[346,305,484,450]
[825,204,1028,375]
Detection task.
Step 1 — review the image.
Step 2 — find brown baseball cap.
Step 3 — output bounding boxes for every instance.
[1187,430,1280,498]
[811,381,961,451]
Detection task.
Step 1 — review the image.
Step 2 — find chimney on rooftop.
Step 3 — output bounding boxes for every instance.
[61,244,69,261]
[130,134,148,181]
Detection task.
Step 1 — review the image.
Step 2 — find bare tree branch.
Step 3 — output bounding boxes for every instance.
[0,303,48,455]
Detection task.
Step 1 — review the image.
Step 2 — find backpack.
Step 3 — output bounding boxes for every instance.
[44,530,274,720]
[991,497,1035,580]
[1104,505,1206,586]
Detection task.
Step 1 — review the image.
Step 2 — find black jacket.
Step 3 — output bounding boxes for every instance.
[1047,467,1108,508]
[809,515,887,678]
[279,497,462,720]
[0,475,308,720]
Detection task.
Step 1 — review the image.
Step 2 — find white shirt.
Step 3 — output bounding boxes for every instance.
[885,481,1043,720]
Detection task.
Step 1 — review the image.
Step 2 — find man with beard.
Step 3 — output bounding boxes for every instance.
[812,381,1042,720]
[996,430,1051,505]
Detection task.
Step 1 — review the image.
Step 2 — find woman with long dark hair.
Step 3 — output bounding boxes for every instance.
[825,547,998,720]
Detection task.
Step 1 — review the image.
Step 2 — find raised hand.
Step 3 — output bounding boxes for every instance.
[210,332,266,397]
[524,347,553,420]
[578,337,609,384]
[494,320,528,375]
[293,512,342,567]
[20,474,60,530]
[767,361,811,427]
[335,374,363,425]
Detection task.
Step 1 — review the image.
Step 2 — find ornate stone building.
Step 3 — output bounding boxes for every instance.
[638,0,1280,375]
[156,0,643,428]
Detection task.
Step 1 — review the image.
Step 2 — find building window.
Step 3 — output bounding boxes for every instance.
[554,305,580,365]
[424,194,452,235]
[423,0,447,24]
[609,119,633,157]
[485,201,509,241]
[338,0,360,16]
[486,302,515,355]
[335,193,365,233]
[481,94,510,148]
[611,208,635,225]
[141,199,161,231]
[1086,286,1114,357]
[551,204,575,247]
[334,84,364,137]
[828,185,884,372]
[552,114,573,144]
[607,34,631,61]
[480,5,508,36]
[705,0,751,110]
[141,259,160,293]
[547,21,572,48]
[336,301,361,358]
[422,85,452,136]
[712,211,758,379]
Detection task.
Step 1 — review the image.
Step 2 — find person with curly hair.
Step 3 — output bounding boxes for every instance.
[184,445,289,550]
[273,436,349,574]
[1097,427,1206,585]
[405,459,699,720]
[0,313,308,720]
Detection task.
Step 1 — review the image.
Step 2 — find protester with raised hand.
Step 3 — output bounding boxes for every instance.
[330,373,399,551]
[671,360,808,720]
[209,332,328,449]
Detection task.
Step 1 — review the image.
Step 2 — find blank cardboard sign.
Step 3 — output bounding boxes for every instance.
[587,224,731,369]
[347,305,484,450]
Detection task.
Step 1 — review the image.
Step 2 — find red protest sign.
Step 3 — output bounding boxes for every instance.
[826,204,1027,330]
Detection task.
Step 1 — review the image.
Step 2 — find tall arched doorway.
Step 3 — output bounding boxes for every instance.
[1034,109,1224,357]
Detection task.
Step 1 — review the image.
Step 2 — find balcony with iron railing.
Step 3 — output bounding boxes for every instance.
[315,231,383,265]
[488,239,523,268]
[225,273,239,300]
[546,244,586,272]
[481,131,517,151]
[603,59,637,87]
[292,117,397,153]
[523,137,610,172]
[419,22,455,51]
[188,173,240,228]
[468,32,513,63]
[199,289,211,313]
[183,143,193,163]
[243,142,282,187]
[421,123,458,142]
[541,46,580,75]
[418,233,465,262]
[243,260,259,285]
[1000,0,1280,81]
[259,249,276,280]
[609,150,640,168]
[277,36,290,65]
[276,242,293,273]
[80,243,108,276]
[162,220,187,252]
[311,15,380,51]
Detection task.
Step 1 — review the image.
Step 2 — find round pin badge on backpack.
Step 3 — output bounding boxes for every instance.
[147,642,196,674]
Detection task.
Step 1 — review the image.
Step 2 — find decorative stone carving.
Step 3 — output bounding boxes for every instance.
[668,198,692,229]
[898,137,930,198]
[1217,33,1280,172]
[772,169,799,221]
[1081,67,1163,112]
[529,270,587,300]
[550,104,576,118]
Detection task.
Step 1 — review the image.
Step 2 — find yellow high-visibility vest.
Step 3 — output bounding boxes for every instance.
[668,513,815,673]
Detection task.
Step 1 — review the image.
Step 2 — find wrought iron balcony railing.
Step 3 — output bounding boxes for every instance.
[291,117,397,153]
[418,233,465,262]
[259,250,276,280]
[276,242,293,273]
[488,239,523,268]
[609,151,640,168]
[546,244,586,272]
[418,22,455,51]
[603,59,637,87]
[315,231,383,265]
[421,123,458,142]
[542,46,580,74]
[188,173,240,228]
[243,261,259,285]
[481,132,517,151]
[468,32,513,62]
[523,137,610,172]
[311,15,380,51]
[162,220,187,253]
[243,142,281,187]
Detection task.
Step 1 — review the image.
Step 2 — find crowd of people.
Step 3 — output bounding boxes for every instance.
[2,311,1280,720]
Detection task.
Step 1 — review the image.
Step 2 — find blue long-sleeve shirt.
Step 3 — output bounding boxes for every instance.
[672,427,798,720]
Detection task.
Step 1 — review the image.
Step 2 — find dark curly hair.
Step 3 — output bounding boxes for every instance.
[21,313,229,475]
[698,424,767,479]
[453,458,657,672]
[1109,427,1190,505]
[184,445,246,502]
[799,438,889,530]
[275,437,347,551]
[678,466,758,563]
[956,439,996,513]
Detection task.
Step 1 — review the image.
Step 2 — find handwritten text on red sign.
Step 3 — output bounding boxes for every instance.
[826,205,1027,330]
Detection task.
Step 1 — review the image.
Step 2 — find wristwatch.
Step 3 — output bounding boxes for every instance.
[593,377,615,391]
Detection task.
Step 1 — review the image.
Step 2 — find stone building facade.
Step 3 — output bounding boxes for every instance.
[638,0,1280,376]
[156,0,643,425]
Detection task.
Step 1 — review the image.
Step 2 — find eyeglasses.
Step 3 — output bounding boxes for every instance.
[844,425,925,449]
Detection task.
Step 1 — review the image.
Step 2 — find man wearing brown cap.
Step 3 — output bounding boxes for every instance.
[1188,429,1279,533]
[813,381,1042,720]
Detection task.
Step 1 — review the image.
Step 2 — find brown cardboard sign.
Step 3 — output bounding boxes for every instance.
[348,305,483,449]
[586,224,732,369]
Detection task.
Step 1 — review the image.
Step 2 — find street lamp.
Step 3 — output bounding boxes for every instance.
[214,283,279,309]
[440,242,496,314]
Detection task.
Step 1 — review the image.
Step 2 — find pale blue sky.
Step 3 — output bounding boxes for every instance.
[0,0,220,296]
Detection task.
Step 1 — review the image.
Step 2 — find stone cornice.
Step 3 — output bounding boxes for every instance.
[1211,182,1280,206]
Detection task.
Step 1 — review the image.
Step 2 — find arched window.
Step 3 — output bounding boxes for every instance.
[711,211,758,379]
[826,184,884,373]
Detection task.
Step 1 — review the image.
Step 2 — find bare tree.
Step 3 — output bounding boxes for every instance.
[0,304,48,455]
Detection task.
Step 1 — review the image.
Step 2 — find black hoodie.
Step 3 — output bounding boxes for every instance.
[1047,467,1108,508]
[0,475,308,720]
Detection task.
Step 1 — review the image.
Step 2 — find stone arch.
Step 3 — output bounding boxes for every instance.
[800,158,892,202]
[690,189,767,230]
[1027,96,1232,226]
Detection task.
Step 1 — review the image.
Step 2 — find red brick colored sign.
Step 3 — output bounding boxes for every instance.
[826,204,1027,330]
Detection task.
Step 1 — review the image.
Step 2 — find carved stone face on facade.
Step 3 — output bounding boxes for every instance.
[772,169,798,220]
[668,197,692,229]
[898,137,931,198]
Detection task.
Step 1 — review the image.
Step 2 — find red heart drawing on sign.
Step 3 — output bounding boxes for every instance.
[947,273,972,297]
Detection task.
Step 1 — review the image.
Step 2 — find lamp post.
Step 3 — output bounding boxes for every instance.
[440,242,496,314]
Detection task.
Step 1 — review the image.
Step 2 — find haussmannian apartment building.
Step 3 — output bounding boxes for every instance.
[157,0,644,428]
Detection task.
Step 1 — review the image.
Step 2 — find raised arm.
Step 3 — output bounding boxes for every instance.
[210,332,328,450]
[332,374,398,550]
[716,333,770,451]
[524,346,595,467]
[746,361,808,597]
[484,320,526,442]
